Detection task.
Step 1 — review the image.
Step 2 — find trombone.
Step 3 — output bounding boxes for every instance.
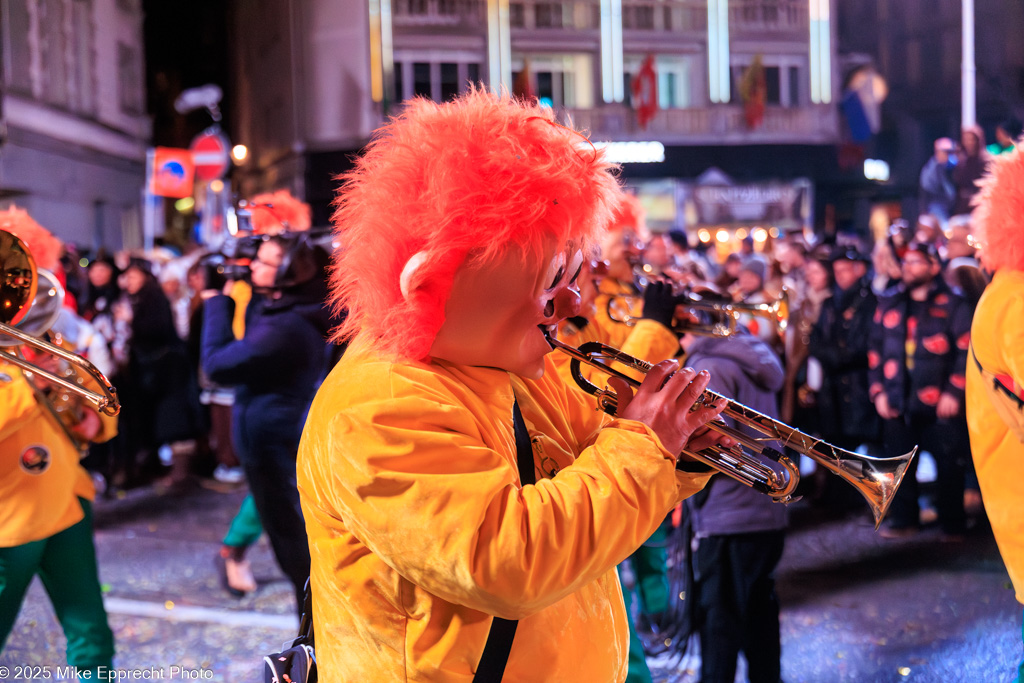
[0,229,120,416]
[607,288,790,338]
[546,336,916,529]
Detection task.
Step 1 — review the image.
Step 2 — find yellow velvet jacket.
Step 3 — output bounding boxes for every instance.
[297,338,712,681]
[0,361,117,547]
[967,269,1024,603]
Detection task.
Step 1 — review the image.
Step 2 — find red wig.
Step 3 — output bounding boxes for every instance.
[0,205,62,272]
[249,189,312,234]
[609,192,646,235]
[972,142,1024,272]
[330,88,622,360]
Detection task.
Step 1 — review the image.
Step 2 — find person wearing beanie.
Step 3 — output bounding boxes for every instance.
[296,89,733,681]
[966,142,1024,681]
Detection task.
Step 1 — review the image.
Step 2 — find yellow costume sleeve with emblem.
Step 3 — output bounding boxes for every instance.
[967,269,1024,602]
[298,340,711,682]
[0,362,98,546]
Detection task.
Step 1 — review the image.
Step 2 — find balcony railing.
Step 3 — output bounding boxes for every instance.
[390,0,808,35]
[564,102,838,145]
[729,0,808,36]
[392,0,486,28]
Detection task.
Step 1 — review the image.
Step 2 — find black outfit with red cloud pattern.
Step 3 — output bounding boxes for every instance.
[867,277,973,534]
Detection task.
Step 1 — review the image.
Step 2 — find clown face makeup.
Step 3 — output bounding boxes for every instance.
[430,240,584,379]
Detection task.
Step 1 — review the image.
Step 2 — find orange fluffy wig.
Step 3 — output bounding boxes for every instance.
[0,205,62,272]
[330,89,622,360]
[972,141,1024,273]
[248,189,312,234]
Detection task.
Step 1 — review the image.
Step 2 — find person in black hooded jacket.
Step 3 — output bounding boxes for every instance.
[201,233,333,612]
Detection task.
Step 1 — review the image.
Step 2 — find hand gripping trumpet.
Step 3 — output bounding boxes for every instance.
[547,337,917,529]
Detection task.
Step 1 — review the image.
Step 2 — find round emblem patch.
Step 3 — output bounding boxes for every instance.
[20,445,51,474]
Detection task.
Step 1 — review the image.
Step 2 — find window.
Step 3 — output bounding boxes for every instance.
[70,0,96,115]
[510,3,525,27]
[788,66,800,106]
[467,63,481,86]
[535,3,562,28]
[394,61,404,101]
[765,66,781,105]
[440,63,459,101]
[413,62,432,98]
[623,6,655,29]
[117,42,144,115]
[5,0,33,93]
[40,0,69,107]
[906,40,921,86]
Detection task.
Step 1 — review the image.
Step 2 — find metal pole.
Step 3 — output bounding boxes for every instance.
[961,0,976,128]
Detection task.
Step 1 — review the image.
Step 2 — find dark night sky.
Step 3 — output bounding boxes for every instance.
[142,0,231,148]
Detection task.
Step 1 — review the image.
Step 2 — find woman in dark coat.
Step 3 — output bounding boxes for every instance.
[117,259,202,485]
[201,234,332,612]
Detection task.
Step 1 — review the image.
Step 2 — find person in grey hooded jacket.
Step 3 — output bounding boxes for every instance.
[681,325,787,683]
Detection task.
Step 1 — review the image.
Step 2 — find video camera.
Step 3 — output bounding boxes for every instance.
[196,202,266,290]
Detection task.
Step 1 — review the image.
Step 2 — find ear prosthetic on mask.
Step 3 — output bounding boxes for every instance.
[400,251,430,299]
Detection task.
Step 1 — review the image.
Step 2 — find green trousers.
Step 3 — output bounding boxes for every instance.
[618,564,654,683]
[0,499,114,677]
[222,494,263,548]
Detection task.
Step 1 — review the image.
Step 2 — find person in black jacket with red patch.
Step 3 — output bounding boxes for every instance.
[867,241,972,538]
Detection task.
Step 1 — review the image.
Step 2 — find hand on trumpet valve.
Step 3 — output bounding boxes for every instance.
[608,361,733,460]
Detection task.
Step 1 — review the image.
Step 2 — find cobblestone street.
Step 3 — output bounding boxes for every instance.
[1,483,1019,682]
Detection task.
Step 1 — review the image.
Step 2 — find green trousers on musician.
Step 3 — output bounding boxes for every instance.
[0,498,114,679]
[222,493,263,548]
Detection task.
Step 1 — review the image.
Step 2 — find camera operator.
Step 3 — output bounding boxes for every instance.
[200,232,332,612]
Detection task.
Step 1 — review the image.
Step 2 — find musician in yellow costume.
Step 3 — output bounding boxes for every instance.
[297,90,733,681]
[0,208,117,679]
[966,142,1024,682]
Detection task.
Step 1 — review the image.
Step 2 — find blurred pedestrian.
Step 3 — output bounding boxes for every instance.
[986,116,1022,156]
[919,137,957,223]
[965,140,1024,682]
[808,247,879,510]
[952,125,989,216]
[681,322,788,683]
[868,242,973,539]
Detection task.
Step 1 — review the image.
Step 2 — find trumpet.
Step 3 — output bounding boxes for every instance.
[546,336,916,528]
[0,229,120,417]
[607,288,789,338]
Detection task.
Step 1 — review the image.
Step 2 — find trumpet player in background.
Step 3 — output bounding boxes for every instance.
[553,197,694,683]
[297,89,735,682]
[678,297,788,683]
[0,208,117,680]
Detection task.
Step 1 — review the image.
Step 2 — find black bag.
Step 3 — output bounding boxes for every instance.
[263,579,316,683]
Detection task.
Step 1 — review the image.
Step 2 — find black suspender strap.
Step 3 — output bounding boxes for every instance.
[512,399,536,487]
[472,398,534,683]
[971,342,1024,408]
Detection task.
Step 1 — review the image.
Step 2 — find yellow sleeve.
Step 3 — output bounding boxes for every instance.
[229,280,252,340]
[304,365,709,621]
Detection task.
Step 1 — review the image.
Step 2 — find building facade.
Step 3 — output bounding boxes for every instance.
[0,0,151,250]
[229,0,849,232]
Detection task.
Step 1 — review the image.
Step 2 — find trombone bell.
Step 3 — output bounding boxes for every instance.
[0,229,120,416]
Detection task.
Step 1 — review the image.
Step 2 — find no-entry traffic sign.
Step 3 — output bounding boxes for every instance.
[190,130,232,181]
